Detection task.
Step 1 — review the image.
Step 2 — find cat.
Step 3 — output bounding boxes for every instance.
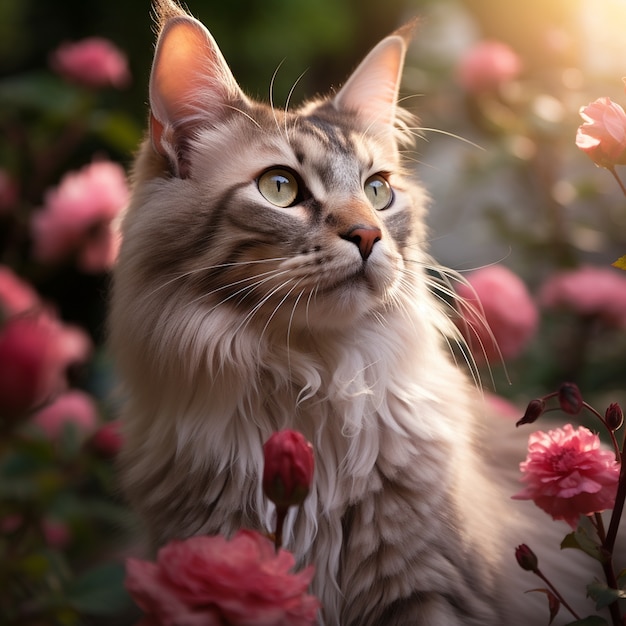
[109,1,617,624]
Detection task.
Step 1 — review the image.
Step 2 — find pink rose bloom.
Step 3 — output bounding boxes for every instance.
[125,529,320,626]
[576,97,626,168]
[0,315,65,417]
[513,425,620,528]
[0,312,91,417]
[456,265,539,363]
[31,390,98,440]
[0,266,40,316]
[31,160,128,273]
[457,40,522,94]
[50,37,130,89]
[539,265,626,328]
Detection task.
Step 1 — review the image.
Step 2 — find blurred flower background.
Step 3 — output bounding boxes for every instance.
[1,0,626,623]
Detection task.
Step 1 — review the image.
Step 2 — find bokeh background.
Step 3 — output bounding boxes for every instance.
[2,0,626,623]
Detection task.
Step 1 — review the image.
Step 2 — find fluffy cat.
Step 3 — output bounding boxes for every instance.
[109,1,616,624]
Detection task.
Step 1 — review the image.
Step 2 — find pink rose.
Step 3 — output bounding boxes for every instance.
[0,266,39,316]
[457,40,522,94]
[31,390,98,440]
[263,430,315,510]
[455,265,538,363]
[0,312,91,418]
[50,37,131,89]
[0,315,63,417]
[31,160,128,273]
[512,424,620,528]
[576,97,626,168]
[538,265,626,328]
[125,529,320,626]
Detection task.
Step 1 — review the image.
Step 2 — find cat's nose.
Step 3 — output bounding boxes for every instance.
[342,226,382,260]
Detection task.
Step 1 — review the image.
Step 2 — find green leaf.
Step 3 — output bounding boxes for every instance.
[587,579,626,610]
[564,618,609,625]
[612,255,626,271]
[561,518,607,562]
[65,562,132,616]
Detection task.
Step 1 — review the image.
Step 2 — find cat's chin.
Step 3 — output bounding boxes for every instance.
[292,275,401,331]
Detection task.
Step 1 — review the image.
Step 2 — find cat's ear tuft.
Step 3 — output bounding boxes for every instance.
[149,13,246,177]
[333,23,415,132]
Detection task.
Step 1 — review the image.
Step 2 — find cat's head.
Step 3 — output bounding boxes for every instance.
[117,0,429,338]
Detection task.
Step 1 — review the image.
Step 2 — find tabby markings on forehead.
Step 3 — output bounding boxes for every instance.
[297,116,355,156]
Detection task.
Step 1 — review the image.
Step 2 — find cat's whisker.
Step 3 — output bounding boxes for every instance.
[286,286,308,377]
[304,284,318,331]
[223,104,263,130]
[283,70,308,140]
[419,263,506,389]
[397,264,485,390]
[188,268,292,321]
[180,267,292,310]
[145,257,290,299]
[404,126,485,152]
[234,276,296,337]
[269,60,288,143]
[258,277,306,350]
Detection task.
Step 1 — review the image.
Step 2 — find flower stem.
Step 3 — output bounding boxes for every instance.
[594,514,622,625]
[274,508,287,553]
[604,428,626,555]
[600,430,626,625]
[583,401,621,462]
[607,165,626,197]
[533,567,581,621]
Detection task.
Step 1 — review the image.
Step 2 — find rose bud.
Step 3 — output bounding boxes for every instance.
[515,544,538,572]
[558,382,583,415]
[516,398,546,427]
[605,403,624,431]
[263,430,314,510]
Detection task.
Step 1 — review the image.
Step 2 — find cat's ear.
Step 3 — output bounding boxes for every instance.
[149,14,246,176]
[333,24,414,131]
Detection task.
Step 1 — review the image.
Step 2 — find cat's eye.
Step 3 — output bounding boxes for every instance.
[258,168,300,208]
[364,174,393,211]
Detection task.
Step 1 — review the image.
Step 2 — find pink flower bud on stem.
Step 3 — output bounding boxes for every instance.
[515,544,581,621]
[558,382,583,415]
[516,399,546,427]
[606,403,624,432]
[262,430,314,552]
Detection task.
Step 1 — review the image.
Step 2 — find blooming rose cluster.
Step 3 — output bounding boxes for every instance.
[0,266,92,418]
[539,265,626,328]
[31,160,129,273]
[49,37,131,89]
[457,40,522,94]
[513,424,620,528]
[455,264,626,365]
[455,265,538,363]
[125,530,320,626]
[0,265,123,457]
